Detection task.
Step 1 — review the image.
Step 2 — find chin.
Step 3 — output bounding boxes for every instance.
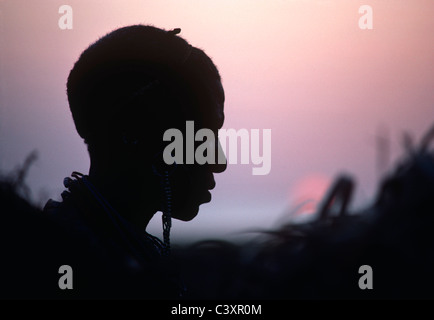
[172,191,212,221]
[172,205,200,221]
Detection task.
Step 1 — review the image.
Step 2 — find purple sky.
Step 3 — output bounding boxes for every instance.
[1,0,433,242]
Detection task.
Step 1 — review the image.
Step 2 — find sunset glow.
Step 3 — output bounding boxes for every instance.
[1,0,433,242]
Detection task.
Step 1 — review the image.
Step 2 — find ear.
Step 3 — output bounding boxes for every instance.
[151,151,177,177]
[121,132,140,146]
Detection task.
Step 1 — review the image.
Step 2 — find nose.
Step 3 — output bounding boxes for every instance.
[210,160,226,173]
[210,140,227,173]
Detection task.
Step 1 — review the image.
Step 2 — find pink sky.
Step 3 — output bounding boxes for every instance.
[1,0,433,242]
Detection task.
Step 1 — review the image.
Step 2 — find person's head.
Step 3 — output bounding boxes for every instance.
[66,25,226,221]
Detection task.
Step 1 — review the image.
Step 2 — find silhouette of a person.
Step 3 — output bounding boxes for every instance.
[44,25,226,298]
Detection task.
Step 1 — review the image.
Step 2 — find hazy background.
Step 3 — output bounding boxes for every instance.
[1,0,433,243]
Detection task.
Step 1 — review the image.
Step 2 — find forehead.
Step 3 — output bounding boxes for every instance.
[198,77,224,131]
[212,78,225,129]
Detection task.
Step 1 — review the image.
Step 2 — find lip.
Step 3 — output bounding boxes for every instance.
[207,176,216,190]
[203,190,212,202]
[196,180,215,191]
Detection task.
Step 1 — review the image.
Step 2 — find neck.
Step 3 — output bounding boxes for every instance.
[88,162,158,230]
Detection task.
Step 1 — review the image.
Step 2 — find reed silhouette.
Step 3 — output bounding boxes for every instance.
[173,124,434,299]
